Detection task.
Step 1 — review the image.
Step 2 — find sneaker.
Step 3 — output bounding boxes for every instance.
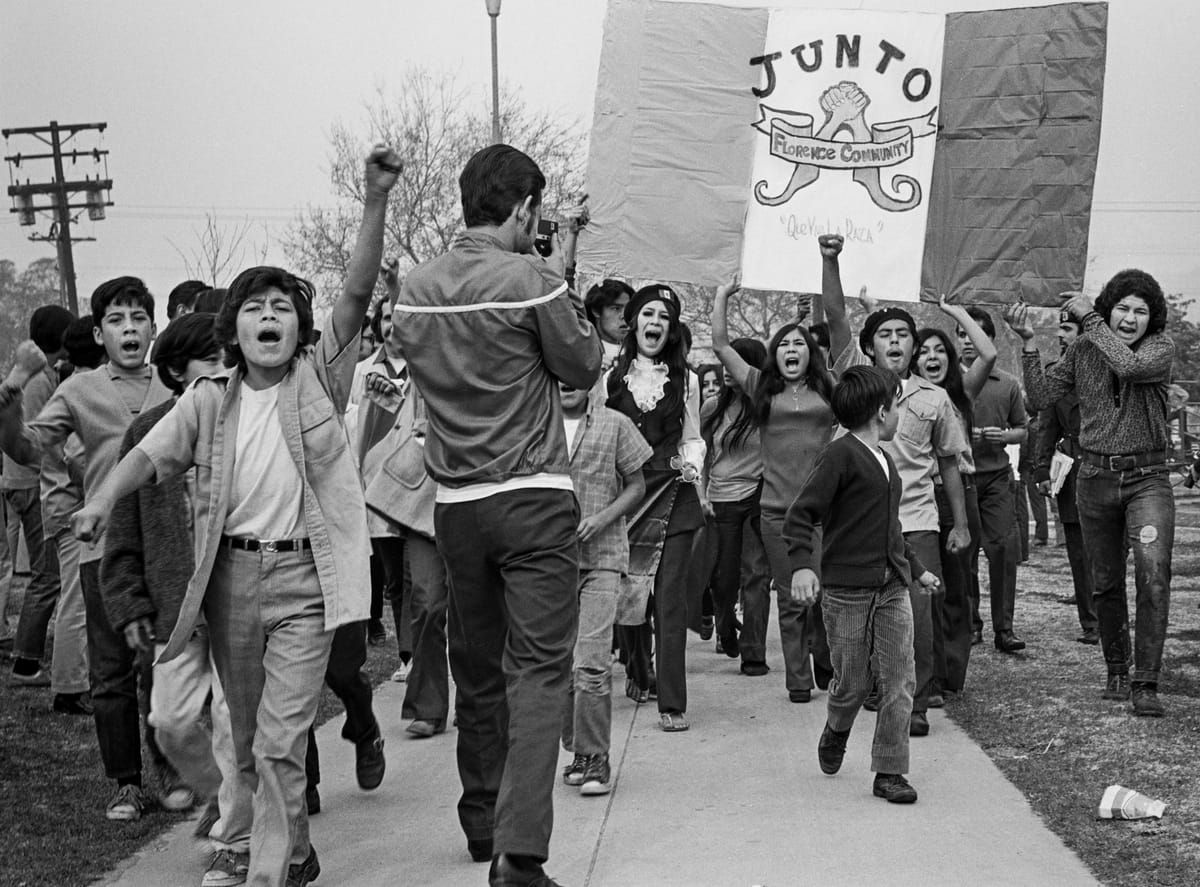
[927,693,945,709]
[367,618,387,646]
[579,753,613,796]
[1132,683,1165,717]
[817,723,849,775]
[202,848,250,887]
[1102,673,1131,701]
[562,753,588,786]
[106,783,148,821]
[10,666,49,687]
[355,729,386,790]
[305,785,321,816]
[52,691,93,715]
[286,845,321,887]
[873,772,918,804]
[391,661,410,683]
[161,784,196,812]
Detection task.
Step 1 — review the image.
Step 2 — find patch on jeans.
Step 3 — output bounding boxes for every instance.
[1138,525,1158,545]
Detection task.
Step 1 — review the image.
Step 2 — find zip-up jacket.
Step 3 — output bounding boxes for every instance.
[392,231,602,488]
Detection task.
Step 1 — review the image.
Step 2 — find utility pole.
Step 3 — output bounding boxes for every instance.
[4,120,113,315]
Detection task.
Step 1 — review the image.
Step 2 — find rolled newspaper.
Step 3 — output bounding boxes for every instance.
[1098,784,1167,820]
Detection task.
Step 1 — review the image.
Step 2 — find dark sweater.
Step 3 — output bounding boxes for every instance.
[100,399,195,637]
[785,434,924,588]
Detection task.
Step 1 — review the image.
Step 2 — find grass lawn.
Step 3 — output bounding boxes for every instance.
[945,486,1200,887]
[0,617,398,887]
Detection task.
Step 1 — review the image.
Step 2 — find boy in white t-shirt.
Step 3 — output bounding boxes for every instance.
[72,146,402,887]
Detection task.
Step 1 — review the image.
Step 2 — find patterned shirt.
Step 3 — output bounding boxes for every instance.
[566,402,653,572]
[1022,313,1174,456]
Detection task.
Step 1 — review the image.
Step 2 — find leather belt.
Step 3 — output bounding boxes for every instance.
[222,535,312,553]
[1078,450,1165,472]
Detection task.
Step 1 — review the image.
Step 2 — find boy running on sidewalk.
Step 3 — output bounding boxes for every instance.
[71,146,402,887]
[559,382,650,796]
[785,365,940,804]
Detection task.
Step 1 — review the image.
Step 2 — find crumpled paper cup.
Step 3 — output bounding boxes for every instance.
[1098,784,1167,820]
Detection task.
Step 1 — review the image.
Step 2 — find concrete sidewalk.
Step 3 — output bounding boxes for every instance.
[102,632,1098,887]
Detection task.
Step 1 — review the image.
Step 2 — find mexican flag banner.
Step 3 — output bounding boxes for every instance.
[580,0,1107,305]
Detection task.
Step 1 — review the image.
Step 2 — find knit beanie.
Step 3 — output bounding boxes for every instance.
[624,284,682,326]
[859,306,918,355]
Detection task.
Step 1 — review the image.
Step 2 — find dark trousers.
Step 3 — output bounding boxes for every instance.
[903,530,941,715]
[305,620,378,788]
[374,537,412,658]
[710,495,768,658]
[936,481,980,692]
[1063,521,1098,632]
[973,468,1019,635]
[7,486,62,662]
[402,531,450,726]
[79,560,141,781]
[1076,464,1173,683]
[619,529,695,714]
[1025,470,1048,543]
[761,511,831,692]
[435,489,580,861]
[1057,469,1097,632]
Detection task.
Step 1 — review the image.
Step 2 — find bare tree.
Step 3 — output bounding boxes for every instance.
[170,213,270,287]
[284,68,587,307]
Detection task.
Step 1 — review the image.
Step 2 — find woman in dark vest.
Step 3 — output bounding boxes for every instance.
[607,284,704,732]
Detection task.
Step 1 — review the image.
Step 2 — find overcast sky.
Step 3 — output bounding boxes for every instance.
[2,0,1197,324]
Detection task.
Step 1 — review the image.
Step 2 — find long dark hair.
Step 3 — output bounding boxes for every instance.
[917,327,973,427]
[609,299,689,417]
[703,338,766,452]
[752,323,835,426]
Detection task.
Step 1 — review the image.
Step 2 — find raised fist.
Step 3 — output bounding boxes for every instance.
[818,233,844,259]
[365,145,403,195]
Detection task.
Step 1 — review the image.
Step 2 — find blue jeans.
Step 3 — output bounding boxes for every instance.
[1075,463,1173,683]
[562,569,620,756]
[822,578,915,774]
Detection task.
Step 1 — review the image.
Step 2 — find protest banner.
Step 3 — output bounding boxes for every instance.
[581,0,1106,306]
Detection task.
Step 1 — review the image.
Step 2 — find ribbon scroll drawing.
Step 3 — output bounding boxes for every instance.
[753,81,937,212]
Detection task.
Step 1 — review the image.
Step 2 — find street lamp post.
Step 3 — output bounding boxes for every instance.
[486,0,502,144]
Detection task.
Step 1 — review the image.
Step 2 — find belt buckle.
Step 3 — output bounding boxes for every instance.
[1107,455,1123,471]
[262,539,278,553]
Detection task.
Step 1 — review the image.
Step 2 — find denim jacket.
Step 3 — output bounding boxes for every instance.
[137,320,370,662]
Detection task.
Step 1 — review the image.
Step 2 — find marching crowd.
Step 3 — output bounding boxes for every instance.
[0,142,1181,887]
